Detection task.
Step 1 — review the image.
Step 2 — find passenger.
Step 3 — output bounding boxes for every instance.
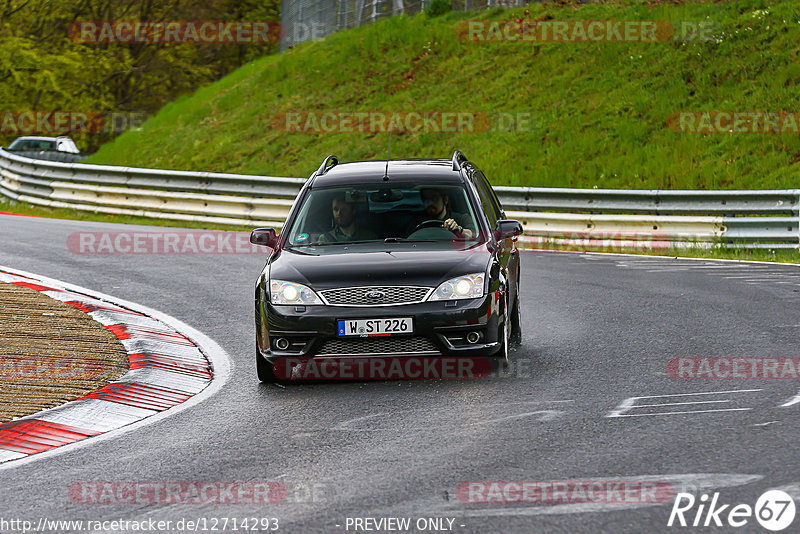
[318,194,376,243]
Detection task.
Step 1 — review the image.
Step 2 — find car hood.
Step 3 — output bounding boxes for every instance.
[268,245,491,290]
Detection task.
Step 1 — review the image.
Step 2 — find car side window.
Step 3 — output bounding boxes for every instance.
[471,171,500,228]
[477,171,504,219]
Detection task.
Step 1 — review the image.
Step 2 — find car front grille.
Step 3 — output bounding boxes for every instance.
[317,336,439,356]
[320,286,431,306]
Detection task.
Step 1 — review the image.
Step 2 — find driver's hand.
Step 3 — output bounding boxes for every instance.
[442,218,460,232]
[443,218,473,238]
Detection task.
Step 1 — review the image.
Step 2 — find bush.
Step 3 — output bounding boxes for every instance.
[424,0,452,17]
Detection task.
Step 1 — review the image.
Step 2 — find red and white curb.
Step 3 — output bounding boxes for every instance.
[0,265,231,467]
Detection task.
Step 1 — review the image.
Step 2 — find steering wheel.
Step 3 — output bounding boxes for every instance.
[413,219,449,232]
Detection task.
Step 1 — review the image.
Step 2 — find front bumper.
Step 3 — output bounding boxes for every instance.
[256,291,505,363]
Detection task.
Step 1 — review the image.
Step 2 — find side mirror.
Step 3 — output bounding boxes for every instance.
[494,220,523,240]
[250,227,278,248]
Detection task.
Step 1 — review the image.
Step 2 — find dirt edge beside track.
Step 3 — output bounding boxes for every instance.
[0,282,129,423]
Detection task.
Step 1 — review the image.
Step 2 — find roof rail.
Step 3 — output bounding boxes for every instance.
[316,154,339,176]
[451,150,468,171]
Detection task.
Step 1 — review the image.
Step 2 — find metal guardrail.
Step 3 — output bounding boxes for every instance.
[0,149,304,227]
[495,186,800,250]
[1,149,798,250]
[494,186,800,216]
[5,150,87,164]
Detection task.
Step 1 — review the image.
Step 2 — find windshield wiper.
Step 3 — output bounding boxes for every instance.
[383,237,438,243]
[290,241,341,247]
[295,241,371,246]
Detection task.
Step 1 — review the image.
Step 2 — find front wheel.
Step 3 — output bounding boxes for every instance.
[496,293,511,367]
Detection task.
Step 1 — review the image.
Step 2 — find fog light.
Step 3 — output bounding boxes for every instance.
[274,337,290,351]
[466,331,480,344]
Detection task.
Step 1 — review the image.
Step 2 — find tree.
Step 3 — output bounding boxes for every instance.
[0,0,281,152]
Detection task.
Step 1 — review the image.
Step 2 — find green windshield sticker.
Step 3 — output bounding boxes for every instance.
[297,233,309,242]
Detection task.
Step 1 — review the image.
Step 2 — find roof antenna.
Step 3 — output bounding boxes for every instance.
[383,118,394,181]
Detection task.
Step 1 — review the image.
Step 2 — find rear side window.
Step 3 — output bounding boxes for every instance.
[9,139,56,151]
[477,171,504,219]
[471,171,500,227]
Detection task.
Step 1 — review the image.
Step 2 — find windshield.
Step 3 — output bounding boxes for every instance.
[285,183,482,248]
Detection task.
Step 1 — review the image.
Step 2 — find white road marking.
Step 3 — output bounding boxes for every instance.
[620,388,761,398]
[611,408,751,418]
[617,263,698,268]
[608,257,799,291]
[623,261,709,265]
[633,400,730,408]
[607,389,762,418]
[743,280,799,284]
[581,250,800,268]
[332,401,574,431]
[722,274,798,279]
[504,400,575,405]
[780,391,800,407]
[468,410,563,425]
[771,483,800,501]
[685,265,757,269]
[753,421,779,427]
[607,397,636,418]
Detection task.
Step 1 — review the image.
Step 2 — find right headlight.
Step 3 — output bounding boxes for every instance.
[428,273,485,301]
[269,280,322,305]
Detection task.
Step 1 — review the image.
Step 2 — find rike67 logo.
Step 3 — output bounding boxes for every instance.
[668,490,795,531]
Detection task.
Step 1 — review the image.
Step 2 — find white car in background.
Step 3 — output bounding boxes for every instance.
[5,136,84,162]
[7,136,80,154]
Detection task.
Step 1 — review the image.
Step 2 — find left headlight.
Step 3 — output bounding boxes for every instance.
[269,280,322,305]
[428,273,485,301]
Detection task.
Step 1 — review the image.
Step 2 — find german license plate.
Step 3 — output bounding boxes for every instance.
[338,317,413,337]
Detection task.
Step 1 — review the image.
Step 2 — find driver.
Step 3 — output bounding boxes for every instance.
[318,194,376,243]
[410,188,474,238]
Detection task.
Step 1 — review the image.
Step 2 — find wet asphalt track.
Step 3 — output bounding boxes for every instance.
[1,213,799,534]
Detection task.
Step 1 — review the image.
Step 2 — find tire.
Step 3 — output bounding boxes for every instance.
[510,291,522,347]
[496,293,511,367]
[256,346,278,383]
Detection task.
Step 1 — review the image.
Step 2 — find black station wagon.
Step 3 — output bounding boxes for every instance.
[251,151,523,382]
